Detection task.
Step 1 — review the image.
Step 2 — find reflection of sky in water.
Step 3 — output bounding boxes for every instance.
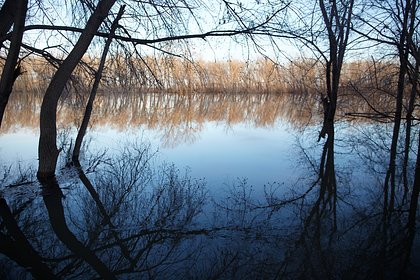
[2,96,418,279]
[0,128,39,166]
[0,119,300,191]
[91,120,300,193]
[153,121,298,189]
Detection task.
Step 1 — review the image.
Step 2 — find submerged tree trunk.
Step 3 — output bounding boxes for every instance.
[37,0,116,179]
[383,0,413,218]
[402,61,418,194]
[73,5,125,164]
[383,55,406,216]
[0,0,27,128]
[317,0,353,193]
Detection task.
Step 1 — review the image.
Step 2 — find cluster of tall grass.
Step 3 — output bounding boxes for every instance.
[2,55,405,135]
[10,55,400,96]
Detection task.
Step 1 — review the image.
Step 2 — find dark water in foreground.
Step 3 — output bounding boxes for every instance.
[0,92,419,279]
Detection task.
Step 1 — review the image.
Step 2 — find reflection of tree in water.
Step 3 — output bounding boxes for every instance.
[1,143,210,278]
[210,165,419,278]
[0,135,419,279]
[1,91,393,144]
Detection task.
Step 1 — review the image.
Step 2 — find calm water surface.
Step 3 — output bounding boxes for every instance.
[1,92,306,190]
[0,92,418,279]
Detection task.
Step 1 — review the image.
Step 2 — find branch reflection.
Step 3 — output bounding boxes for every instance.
[0,134,418,279]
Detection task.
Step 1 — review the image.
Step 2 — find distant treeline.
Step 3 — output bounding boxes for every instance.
[12,56,400,95]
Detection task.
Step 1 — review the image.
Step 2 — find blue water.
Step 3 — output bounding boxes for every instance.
[0,117,301,194]
[86,120,300,195]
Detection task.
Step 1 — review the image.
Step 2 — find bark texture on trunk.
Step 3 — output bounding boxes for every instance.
[37,0,116,179]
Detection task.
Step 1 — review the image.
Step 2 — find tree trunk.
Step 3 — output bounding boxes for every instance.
[402,61,418,194]
[0,0,27,128]
[37,0,116,180]
[316,0,353,195]
[383,0,412,217]
[0,0,16,45]
[383,48,408,216]
[384,75,404,215]
[72,5,125,164]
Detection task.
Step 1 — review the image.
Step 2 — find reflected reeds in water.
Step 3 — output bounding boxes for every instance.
[1,143,209,279]
[2,89,398,148]
[3,90,392,130]
[2,91,318,130]
[1,85,419,279]
[2,91,321,149]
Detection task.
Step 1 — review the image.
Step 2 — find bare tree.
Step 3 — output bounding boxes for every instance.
[0,0,27,128]
[72,5,125,164]
[266,0,355,192]
[37,0,117,180]
[314,0,354,195]
[353,0,419,217]
[30,0,286,179]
